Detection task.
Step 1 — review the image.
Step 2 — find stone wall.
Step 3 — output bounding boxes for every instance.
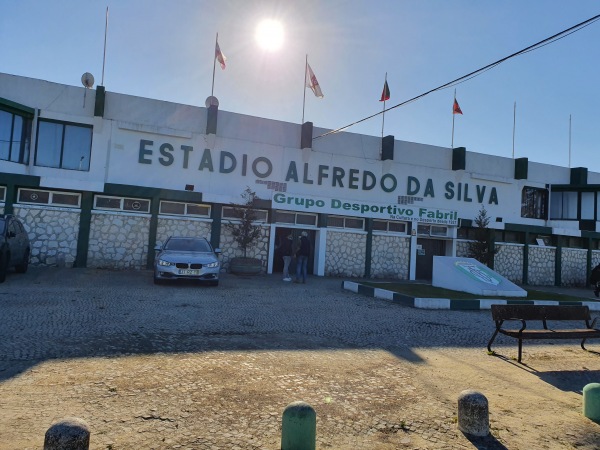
[87,212,150,269]
[527,246,556,286]
[370,234,410,279]
[561,247,587,287]
[494,243,524,284]
[325,231,366,277]
[456,240,470,258]
[219,224,270,273]
[155,217,212,248]
[14,205,79,267]
[593,250,600,268]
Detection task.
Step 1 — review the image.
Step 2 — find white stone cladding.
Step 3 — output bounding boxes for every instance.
[561,247,588,287]
[13,205,80,267]
[456,240,470,258]
[219,224,270,273]
[370,234,410,279]
[87,212,150,269]
[494,243,524,284]
[527,246,556,286]
[155,217,212,248]
[593,250,600,268]
[325,230,367,277]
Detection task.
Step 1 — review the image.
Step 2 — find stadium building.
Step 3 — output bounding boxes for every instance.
[1,72,600,285]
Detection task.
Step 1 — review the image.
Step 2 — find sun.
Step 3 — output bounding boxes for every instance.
[255,19,284,51]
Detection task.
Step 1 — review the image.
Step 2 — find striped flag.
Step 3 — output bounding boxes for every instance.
[380,80,390,102]
[306,63,323,98]
[453,98,463,115]
[215,40,226,70]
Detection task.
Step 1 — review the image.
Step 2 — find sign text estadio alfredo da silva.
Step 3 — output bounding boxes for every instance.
[138,143,499,205]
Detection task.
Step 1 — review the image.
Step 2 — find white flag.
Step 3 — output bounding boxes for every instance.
[306,63,323,98]
[215,41,226,70]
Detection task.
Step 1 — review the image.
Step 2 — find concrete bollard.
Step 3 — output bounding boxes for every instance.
[583,383,600,422]
[281,401,316,450]
[44,417,90,450]
[457,390,489,437]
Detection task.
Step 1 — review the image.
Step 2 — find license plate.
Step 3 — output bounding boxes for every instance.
[178,269,200,275]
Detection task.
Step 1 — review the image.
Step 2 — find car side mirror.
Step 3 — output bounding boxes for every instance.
[154,245,161,252]
[214,248,221,255]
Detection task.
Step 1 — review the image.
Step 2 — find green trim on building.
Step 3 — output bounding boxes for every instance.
[210,203,222,250]
[147,194,161,269]
[504,223,552,235]
[0,97,35,117]
[103,183,204,203]
[0,172,41,215]
[75,192,93,268]
[364,218,373,278]
[555,238,563,287]
[522,240,529,285]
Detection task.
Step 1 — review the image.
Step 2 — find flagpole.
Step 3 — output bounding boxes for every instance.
[381,72,387,138]
[512,101,516,159]
[451,89,456,148]
[302,54,308,124]
[211,33,218,97]
[569,114,572,168]
[101,7,109,86]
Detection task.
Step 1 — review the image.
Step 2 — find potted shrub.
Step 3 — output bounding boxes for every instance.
[225,187,264,275]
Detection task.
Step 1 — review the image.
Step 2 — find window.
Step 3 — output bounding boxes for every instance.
[94,195,150,213]
[0,108,32,164]
[18,188,81,207]
[36,119,92,171]
[418,224,449,237]
[581,192,595,220]
[159,201,211,218]
[0,186,5,202]
[327,215,364,230]
[550,191,577,220]
[222,206,268,223]
[372,219,407,234]
[273,210,317,226]
[521,187,548,219]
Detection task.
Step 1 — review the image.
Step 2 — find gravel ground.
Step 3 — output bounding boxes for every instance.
[0,267,599,449]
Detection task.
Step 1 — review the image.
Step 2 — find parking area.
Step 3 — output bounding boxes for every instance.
[1,268,600,449]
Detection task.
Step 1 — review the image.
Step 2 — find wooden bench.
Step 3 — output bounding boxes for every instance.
[487,304,600,362]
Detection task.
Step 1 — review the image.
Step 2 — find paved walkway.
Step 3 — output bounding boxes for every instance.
[0,268,599,449]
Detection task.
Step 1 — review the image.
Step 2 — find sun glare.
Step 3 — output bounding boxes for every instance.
[255,19,284,51]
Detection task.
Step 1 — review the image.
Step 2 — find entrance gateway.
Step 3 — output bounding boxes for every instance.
[268,193,458,281]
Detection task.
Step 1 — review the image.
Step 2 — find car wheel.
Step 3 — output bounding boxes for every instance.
[15,249,29,274]
[0,253,8,283]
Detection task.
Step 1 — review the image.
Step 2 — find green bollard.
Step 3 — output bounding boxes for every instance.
[281,401,316,450]
[583,383,600,422]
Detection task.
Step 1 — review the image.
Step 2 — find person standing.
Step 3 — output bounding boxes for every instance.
[295,231,310,284]
[280,233,294,281]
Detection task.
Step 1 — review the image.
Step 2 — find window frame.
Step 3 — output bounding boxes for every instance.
[222,206,268,223]
[17,188,81,208]
[0,106,32,165]
[159,200,211,218]
[94,195,151,213]
[327,214,365,230]
[35,118,93,171]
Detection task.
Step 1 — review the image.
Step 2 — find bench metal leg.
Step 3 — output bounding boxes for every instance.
[518,339,523,363]
[487,330,499,353]
[582,338,588,351]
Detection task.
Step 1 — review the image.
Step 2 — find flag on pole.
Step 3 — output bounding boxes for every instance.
[453,98,463,115]
[215,40,227,70]
[306,63,323,98]
[380,80,390,102]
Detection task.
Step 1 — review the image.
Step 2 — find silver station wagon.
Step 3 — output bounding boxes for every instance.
[154,237,221,286]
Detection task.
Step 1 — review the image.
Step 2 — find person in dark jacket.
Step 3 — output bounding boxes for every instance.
[280,233,294,281]
[591,264,600,297]
[295,231,310,284]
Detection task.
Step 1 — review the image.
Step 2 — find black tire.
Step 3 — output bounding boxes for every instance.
[15,249,29,274]
[0,253,8,283]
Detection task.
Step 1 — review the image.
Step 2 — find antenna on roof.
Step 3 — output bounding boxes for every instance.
[81,72,95,108]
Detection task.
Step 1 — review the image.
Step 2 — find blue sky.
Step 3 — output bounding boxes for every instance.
[2,1,599,171]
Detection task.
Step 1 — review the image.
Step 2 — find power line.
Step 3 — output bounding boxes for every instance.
[313,13,600,141]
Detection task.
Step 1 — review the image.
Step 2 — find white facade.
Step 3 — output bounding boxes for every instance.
[2,72,600,285]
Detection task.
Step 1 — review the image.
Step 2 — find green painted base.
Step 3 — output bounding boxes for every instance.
[583,383,600,422]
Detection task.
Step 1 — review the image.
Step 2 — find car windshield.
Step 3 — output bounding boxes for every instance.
[165,238,211,252]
